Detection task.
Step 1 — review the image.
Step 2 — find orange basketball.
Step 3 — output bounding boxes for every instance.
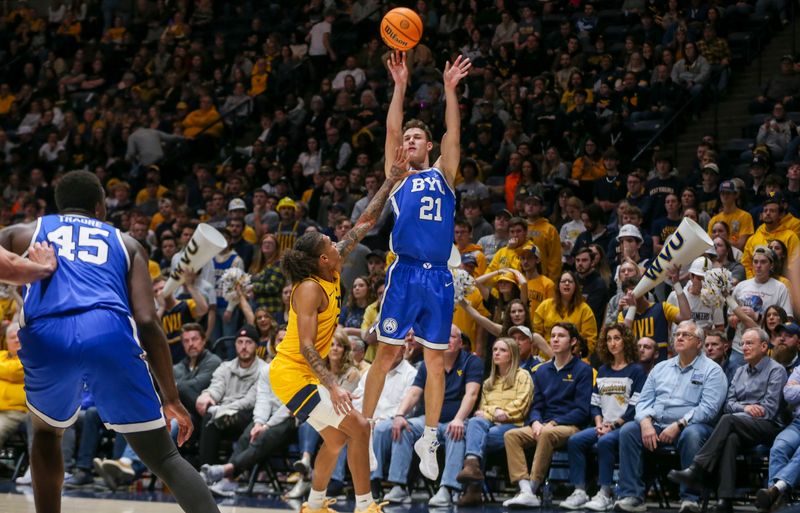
[380,8,423,51]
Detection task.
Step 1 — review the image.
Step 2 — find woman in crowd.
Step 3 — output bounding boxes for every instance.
[455,338,533,506]
[250,233,285,317]
[712,236,745,284]
[560,323,646,511]
[339,276,374,337]
[288,328,360,498]
[534,270,597,353]
[763,305,789,344]
[273,283,293,326]
[474,269,529,328]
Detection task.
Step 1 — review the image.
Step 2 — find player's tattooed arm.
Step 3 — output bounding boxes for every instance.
[336,147,410,261]
[299,339,338,389]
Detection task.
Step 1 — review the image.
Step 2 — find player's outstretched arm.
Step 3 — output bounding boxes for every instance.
[337,147,410,261]
[437,55,471,186]
[0,224,57,285]
[384,51,408,178]
[124,235,193,445]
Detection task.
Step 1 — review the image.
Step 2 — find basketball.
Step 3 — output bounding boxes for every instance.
[380,8,423,51]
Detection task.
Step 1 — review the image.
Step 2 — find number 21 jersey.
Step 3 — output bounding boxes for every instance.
[23,215,132,323]
[389,168,455,265]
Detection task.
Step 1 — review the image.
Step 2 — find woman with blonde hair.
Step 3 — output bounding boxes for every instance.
[455,337,534,505]
[561,323,645,511]
[534,270,597,353]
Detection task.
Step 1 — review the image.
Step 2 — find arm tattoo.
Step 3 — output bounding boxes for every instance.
[300,340,338,390]
[336,165,403,260]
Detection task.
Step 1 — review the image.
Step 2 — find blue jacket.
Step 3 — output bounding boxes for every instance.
[527,356,593,427]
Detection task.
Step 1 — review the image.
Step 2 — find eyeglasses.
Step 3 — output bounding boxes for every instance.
[675,331,699,339]
[560,279,575,284]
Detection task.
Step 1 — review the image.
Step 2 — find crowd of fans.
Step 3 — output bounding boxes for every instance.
[3,0,800,511]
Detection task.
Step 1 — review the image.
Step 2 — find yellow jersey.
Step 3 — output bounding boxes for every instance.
[270,272,341,417]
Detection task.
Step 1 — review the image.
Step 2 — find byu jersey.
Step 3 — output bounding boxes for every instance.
[389,168,455,264]
[23,215,131,323]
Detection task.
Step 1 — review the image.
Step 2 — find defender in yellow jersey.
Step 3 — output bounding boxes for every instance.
[269,148,409,513]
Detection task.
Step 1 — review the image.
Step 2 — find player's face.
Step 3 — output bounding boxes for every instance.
[235,337,257,362]
[181,330,205,358]
[402,128,432,167]
[319,236,341,272]
[492,340,511,366]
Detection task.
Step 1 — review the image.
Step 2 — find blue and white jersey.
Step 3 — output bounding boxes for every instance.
[389,168,456,265]
[23,214,131,323]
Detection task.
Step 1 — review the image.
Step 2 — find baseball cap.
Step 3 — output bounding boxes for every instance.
[763,191,784,206]
[496,208,513,219]
[617,224,643,242]
[236,324,259,342]
[176,101,188,109]
[688,256,709,277]
[366,249,385,261]
[524,193,544,204]
[782,54,795,63]
[508,325,533,339]
[228,198,247,211]
[277,197,297,210]
[701,163,720,174]
[719,180,737,193]
[461,253,478,266]
[497,271,517,285]
[528,244,541,259]
[777,322,800,336]
[751,155,769,168]
[753,245,776,262]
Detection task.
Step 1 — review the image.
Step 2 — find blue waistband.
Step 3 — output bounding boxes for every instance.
[395,255,450,269]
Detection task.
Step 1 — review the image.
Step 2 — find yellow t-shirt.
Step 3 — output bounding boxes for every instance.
[707,209,754,246]
[526,275,556,319]
[0,94,15,116]
[742,226,800,278]
[136,185,169,205]
[533,299,597,353]
[527,217,562,282]
[270,273,341,416]
[361,301,380,362]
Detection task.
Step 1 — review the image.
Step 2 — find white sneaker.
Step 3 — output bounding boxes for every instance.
[679,500,700,513]
[428,486,453,507]
[614,496,647,512]
[209,478,237,497]
[414,435,440,481]
[383,484,411,504]
[286,478,311,499]
[15,468,32,486]
[561,489,590,509]
[585,491,615,511]
[503,491,541,508]
[368,428,378,472]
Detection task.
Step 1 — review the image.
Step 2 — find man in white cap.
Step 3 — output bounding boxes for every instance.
[615,224,648,274]
[667,257,724,337]
[508,325,552,373]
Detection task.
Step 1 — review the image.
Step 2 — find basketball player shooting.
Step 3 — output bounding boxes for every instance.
[0,171,220,513]
[361,51,471,481]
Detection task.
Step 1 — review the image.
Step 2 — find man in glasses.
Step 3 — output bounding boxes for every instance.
[669,327,786,513]
[614,320,726,513]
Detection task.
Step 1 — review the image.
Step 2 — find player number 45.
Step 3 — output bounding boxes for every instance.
[47,225,110,265]
[419,196,442,221]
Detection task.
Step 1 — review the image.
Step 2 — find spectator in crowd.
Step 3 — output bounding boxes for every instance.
[486,217,530,274]
[708,180,754,251]
[195,324,265,465]
[669,327,787,513]
[200,360,295,497]
[502,322,592,508]
[730,246,793,367]
[667,257,724,335]
[742,193,800,279]
[173,323,222,434]
[380,325,482,507]
[574,246,609,330]
[534,270,598,354]
[619,267,692,361]
[524,194,562,281]
[615,320,727,513]
[455,337,533,505]
[561,323,646,511]
[751,55,800,114]
[638,337,659,376]
[155,273,209,363]
[0,323,25,448]
[703,330,741,383]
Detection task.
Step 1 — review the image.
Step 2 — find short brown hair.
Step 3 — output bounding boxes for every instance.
[182,322,206,339]
[403,119,433,142]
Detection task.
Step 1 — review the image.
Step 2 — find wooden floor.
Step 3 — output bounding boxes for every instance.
[2,493,274,513]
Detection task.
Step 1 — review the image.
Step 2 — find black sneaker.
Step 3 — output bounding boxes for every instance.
[64,468,94,488]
